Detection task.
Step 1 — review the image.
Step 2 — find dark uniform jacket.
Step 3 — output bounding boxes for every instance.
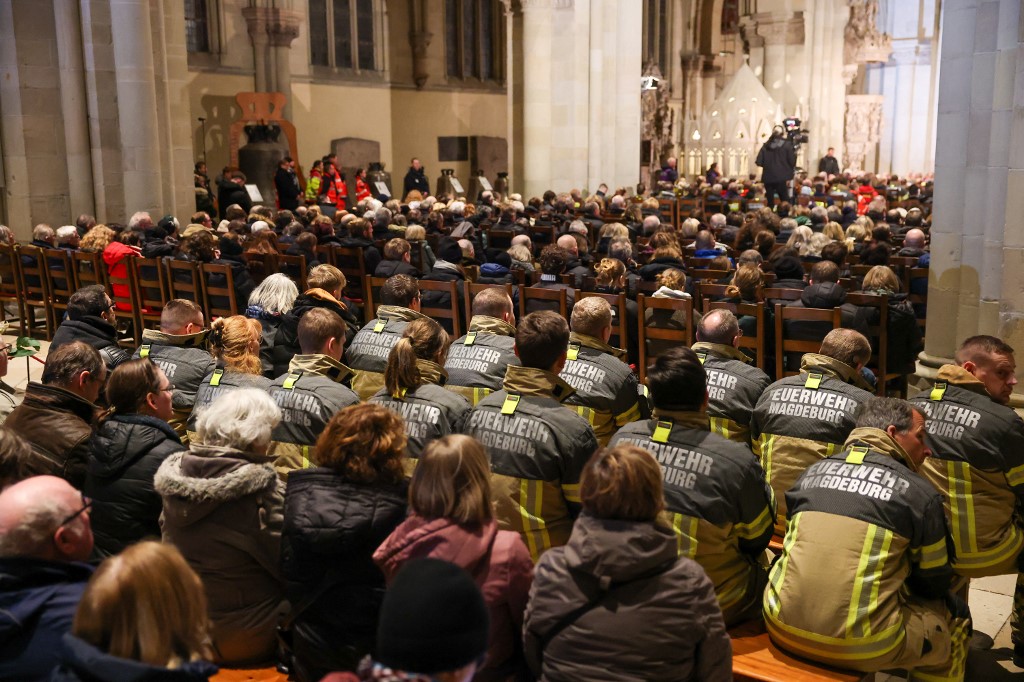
[345,305,428,401]
[187,368,273,434]
[692,341,771,447]
[560,332,644,446]
[913,364,1024,577]
[463,365,598,562]
[524,514,732,682]
[268,354,360,478]
[6,383,99,489]
[86,414,184,558]
[133,329,215,439]
[270,288,361,378]
[369,359,471,462]
[764,428,954,664]
[444,315,520,405]
[49,316,130,373]
[750,353,875,535]
[609,410,774,624]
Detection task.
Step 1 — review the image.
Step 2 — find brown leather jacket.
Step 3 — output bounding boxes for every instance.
[5,382,99,488]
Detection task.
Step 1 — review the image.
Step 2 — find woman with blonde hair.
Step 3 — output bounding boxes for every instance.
[188,316,271,434]
[524,445,731,680]
[724,264,768,339]
[281,403,409,681]
[369,318,471,461]
[822,221,845,242]
[785,224,814,254]
[51,541,216,681]
[856,265,922,374]
[80,224,116,253]
[404,224,436,272]
[374,435,533,680]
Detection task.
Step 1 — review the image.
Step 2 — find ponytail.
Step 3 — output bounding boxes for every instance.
[385,337,422,397]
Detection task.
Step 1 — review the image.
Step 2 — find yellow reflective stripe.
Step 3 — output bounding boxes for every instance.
[464,331,477,346]
[930,382,947,401]
[301,445,310,469]
[1008,462,1024,488]
[566,343,580,361]
[760,434,777,489]
[709,416,732,440]
[765,616,905,661]
[805,372,823,389]
[862,528,893,636]
[825,441,837,457]
[615,402,641,427]
[847,526,877,636]
[846,446,869,465]
[670,512,699,559]
[953,529,1024,570]
[501,394,520,415]
[518,479,550,562]
[561,482,581,503]
[652,420,673,443]
[917,537,948,571]
[960,462,977,554]
[868,530,893,632]
[573,405,596,425]
[734,505,772,539]
[765,512,800,617]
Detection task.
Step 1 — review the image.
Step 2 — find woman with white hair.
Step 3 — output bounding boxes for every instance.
[154,388,286,666]
[785,224,814,255]
[246,273,299,375]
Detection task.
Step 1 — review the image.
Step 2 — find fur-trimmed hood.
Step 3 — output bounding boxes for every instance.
[154,447,279,527]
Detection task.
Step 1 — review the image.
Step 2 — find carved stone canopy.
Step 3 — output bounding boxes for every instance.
[844,0,892,65]
[241,7,302,48]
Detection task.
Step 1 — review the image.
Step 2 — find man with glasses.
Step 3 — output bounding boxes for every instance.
[5,342,105,488]
[49,285,130,373]
[0,476,95,680]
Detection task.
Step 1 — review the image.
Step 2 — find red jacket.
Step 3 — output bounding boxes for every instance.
[374,516,533,679]
[855,184,879,215]
[324,169,348,211]
[356,177,371,203]
[102,242,139,311]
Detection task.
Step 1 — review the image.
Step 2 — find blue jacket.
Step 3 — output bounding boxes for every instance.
[0,558,93,681]
[50,634,218,681]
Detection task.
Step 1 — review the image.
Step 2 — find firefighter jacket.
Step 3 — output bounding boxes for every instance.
[609,409,774,624]
[345,305,428,401]
[692,341,771,447]
[462,365,598,563]
[751,353,875,535]
[267,354,360,477]
[560,332,645,446]
[369,359,472,461]
[186,367,272,434]
[913,364,1024,577]
[444,315,520,405]
[133,329,215,440]
[764,427,955,666]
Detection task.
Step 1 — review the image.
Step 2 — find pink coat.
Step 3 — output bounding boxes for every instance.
[374,516,533,679]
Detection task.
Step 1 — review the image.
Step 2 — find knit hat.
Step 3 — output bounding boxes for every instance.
[251,220,270,233]
[437,238,463,263]
[376,558,489,674]
[772,255,805,281]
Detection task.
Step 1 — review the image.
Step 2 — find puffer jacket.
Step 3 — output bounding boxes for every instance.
[49,316,130,372]
[462,366,599,562]
[50,634,218,682]
[5,383,99,489]
[271,288,361,377]
[691,341,771,446]
[369,360,471,462]
[373,516,533,681]
[524,514,732,682]
[280,469,408,682]
[154,445,285,666]
[914,365,1024,577]
[86,414,184,557]
[346,305,428,401]
[444,315,520,405]
[133,329,216,440]
[857,290,924,374]
[0,558,93,682]
[373,259,420,279]
[783,283,871,373]
[560,332,644,446]
[750,353,875,535]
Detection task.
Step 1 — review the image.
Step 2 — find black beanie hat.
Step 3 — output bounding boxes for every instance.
[437,237,463,263]
[773,255,804,281]
[376,558,489,674]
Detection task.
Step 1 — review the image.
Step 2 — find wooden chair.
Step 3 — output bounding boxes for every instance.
[529,224,556,251]
[763,287,805,304]
[774,303,842,380]
[637,294,694,383]
[0,244,23,332]
[71,250,108,291]
[486,227,515,252]
[706,300,767,371]
[463,281,514,330]
[200,262,239,319]
[678,197,702,218]
[242,252,273,286]
[333,246,368,319]
[315,244,336,267]
[16,246,52,339]
[277,253,308,291]
[165,260,204,306]
[42,249,76,332]
[846,292,902,396]
[579,290,630,356]
[417,279,463,337]
[688,269,732,285]
[518,285,569,320]
[131,257,170,332]
[657,198,678,226]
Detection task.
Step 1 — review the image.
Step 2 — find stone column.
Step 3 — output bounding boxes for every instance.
[242,6,271,93]
[519,0,556,199]
[923,0,1024,401]
[54,0,96,218]
[749,12,804,116]
[268,10,301,121]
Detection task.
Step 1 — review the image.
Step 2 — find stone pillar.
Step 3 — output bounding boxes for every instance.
[749,12,804,116]
[54,0,96,218]
[843,94,883,173]
[802,0,849,166]
[519,0,556,199]
[923,0,1024,400]
[242,6,271,93]
[268,10,301,121]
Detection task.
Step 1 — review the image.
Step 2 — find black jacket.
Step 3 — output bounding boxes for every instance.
[639,256,686,282]
[271,291,360,377]
[337,236,382,276]
[281,469,408,681]
[373,259,420,278]
[275,167,301,211]
[86,414,184,558]
[402,167,429,197]
[817,155,840,176]
[51,634,217,682]
[50,316,130,372]
[756,135,797,184]
[217,178,251,219]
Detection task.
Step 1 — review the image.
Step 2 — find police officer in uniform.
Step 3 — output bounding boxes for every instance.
[691,309,770,446]
[462,311,598,562]
[345,274,428,401]
[268,308,359,478]
[750,328,875,535]
[560,297,645,446]
[764,397,969,681]
[444,288,520,405]
[609,346,774,626]
[131,300,215,442]
[911,335,1024,661]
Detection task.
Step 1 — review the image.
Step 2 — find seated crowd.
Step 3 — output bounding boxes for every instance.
[3,167,1015,682]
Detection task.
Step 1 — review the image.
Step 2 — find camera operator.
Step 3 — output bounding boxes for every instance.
[756,125,797,207]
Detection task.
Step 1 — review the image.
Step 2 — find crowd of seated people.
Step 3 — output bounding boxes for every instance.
[1,163,1003,682]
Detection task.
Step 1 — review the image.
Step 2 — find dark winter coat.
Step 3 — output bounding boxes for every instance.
[0,558,93,682]
[281,469,408,682]
[50,634,217,682]
[49,316,130,373]
[373,259,420,279]
[756,135,797,184]
[86,414,184,558]
[270,289,360,377]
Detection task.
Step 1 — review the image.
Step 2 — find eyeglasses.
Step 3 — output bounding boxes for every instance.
[157,383,175,393]
[59,494,93,528]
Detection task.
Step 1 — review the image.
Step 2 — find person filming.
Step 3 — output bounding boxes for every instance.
[756,125,797,207]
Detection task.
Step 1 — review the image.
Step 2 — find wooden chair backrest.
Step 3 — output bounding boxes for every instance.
[71,250,108,291]
[637,293,694,383]
[705,300,766,371]
[578,290,630,356]
[518,285,568,320]
[774,303,842,380]
[276,253,308,291]
[165,260,203,305]
[463,281,514,330]
[199,262,239,318]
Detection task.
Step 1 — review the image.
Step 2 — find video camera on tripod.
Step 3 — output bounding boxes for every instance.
[782,117,809,150]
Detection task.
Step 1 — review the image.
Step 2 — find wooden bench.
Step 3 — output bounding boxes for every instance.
[211,666,287,682]
[730,619,870,682]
